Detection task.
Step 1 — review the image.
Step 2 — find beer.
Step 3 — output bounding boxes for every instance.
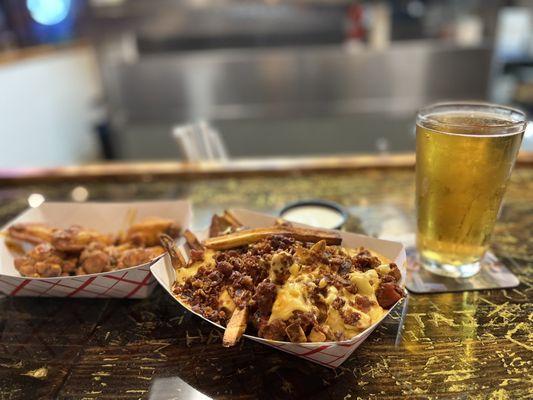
[416,104,525,278]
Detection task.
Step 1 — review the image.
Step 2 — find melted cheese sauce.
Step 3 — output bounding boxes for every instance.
[218,289,236,313]
[267,247,390,339]
[174,243,394,342]
[269,280,314,321]
[175,249,236,316]
[174,249,216,282]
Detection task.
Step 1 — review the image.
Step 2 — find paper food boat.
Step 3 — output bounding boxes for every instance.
[151,208,406,368]
[0,201,191,298]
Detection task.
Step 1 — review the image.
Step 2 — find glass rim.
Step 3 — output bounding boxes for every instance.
[416,101,527,137]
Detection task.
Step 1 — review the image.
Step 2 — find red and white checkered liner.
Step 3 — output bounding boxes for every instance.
[0,200,191,298]
[0,263,157,298]
[151,208,406,368]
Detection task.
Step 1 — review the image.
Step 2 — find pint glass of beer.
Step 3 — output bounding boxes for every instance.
[416,103,526,278]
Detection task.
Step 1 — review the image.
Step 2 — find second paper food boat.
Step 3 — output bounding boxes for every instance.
[151,208,406,368]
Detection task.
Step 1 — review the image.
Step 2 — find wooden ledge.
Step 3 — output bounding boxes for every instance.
[1,152,532,184]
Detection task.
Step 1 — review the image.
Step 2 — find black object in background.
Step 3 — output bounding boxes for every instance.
[95,121,116,160]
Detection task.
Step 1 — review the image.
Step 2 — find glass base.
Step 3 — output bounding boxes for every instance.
[420,255,481,278]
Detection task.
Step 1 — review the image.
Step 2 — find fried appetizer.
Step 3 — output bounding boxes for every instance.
[6,218,179,278]
[8,223,58,245]
[52,225,114,253]
[170,227,404,345]
[14,244,77,278]
[122,218,181,247]
[116,246,165,269]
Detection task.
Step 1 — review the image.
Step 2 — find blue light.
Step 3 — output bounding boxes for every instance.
[27,0,71,26]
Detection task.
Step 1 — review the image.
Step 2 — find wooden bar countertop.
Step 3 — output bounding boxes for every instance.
[0,153,531,399]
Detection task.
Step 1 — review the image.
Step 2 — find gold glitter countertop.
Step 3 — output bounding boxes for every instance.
[0,159,531,399]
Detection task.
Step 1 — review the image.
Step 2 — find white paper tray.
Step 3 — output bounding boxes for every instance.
[151,208,406,368]
[0,201,191,298]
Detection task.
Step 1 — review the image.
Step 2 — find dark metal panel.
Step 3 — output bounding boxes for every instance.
[113,42,492,122]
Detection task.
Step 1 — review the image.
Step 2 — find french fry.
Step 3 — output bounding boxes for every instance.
[7,223,56,245]
[285,226,342,246]
[159,234,186,268]
[183,229,203,251]
[222,210,243,228]
[205,227,281,249]
[274,218,293,228]
[208,211,245,238]
[208,215,228,238]
[285,323,307,343]
[204,226,341,250]
[222,307,249,347]
[308,327,327,342]
[310,240,327,253]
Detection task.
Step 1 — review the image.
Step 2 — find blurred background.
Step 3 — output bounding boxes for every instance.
[0,0,532,168]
